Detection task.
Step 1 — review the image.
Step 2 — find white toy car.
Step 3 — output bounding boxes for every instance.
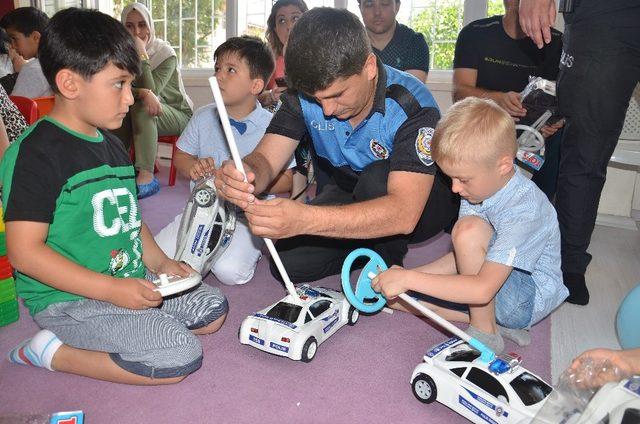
[174,178,235,274]
[561,376,640,424]
[239,284,359,362]
[410,337,553,423]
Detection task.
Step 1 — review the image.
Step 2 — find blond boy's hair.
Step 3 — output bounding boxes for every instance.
[432,97,517,166]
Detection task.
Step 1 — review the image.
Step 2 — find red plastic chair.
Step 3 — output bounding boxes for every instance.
[9,96,38,125]
[33,96,55,118]
[129,135,179,186]
[158,135,179,186]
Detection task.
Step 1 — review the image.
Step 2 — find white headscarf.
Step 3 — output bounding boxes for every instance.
[121,2,193,110]
[121,2,175,71]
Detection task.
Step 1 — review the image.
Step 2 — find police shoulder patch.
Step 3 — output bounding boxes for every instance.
[370,139,389,160]
[415,127,434,166]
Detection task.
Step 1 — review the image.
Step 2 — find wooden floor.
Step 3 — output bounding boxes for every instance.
[551,223,640,380]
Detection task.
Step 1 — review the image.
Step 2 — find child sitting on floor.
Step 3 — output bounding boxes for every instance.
[2,8,227,385]
[372,97,568,354]
[155,35,294,286]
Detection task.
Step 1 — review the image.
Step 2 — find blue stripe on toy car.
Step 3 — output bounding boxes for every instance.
[323,316,339,333]
[249,334,264,346]
[463,388,508,417]
[426,337,461,357]
[190,224,205,254]
[624,376,640,396]
[269,342,289,353]
[459,396,499,424]
[254,313,297,329]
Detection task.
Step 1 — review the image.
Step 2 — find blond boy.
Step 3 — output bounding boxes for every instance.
[372,97,568,353]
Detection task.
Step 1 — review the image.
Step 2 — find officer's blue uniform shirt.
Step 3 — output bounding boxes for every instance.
[459,166,568,325]
[266,60,441,176]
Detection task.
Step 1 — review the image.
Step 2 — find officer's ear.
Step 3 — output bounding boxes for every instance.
[363,53,377,82]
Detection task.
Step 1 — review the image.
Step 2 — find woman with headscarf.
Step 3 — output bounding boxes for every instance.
[118,2,193,199]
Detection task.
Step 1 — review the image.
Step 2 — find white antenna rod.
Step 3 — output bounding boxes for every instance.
[209,77,299,300]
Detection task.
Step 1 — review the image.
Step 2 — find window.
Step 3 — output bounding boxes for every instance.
[510,372,552,406]
[347,0,507,71]
[50,0,503,71]
[112,0,226,68]
[466,367,509,403]
[266,302,302,323]
[309,300,332,317]
[450,367,466,377]
[42,0,85,16]
[238,0,334,39]
[445,348,480,362]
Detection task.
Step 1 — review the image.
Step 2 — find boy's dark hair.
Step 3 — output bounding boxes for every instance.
[285,8,371,95]
[0,28,9,55]
[265,0,308,57]
[39,8,140,95]
[0,7,49,36]
[214,36,275,88]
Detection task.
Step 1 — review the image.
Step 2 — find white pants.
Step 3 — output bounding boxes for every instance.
[155,212,263,285]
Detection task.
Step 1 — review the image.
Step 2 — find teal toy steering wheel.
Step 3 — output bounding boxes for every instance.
[341,248,388,313]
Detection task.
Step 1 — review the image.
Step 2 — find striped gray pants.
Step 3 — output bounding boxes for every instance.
[34,283,228,378]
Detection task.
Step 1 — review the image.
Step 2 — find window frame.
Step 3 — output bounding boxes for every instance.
[82,0,503,76]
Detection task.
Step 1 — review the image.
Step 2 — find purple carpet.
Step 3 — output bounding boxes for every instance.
[0,166,551,423]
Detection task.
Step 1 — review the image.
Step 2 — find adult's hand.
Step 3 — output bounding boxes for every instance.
[133,35,148,57]
[244,197,306,239]
[519,0,557,49]
[141,89,162,116]
[540,118,565,138]
[495,91,527,119]
[214,159,257,209]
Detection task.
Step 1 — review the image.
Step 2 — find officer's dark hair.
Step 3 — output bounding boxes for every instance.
[285,8,372,95]
[39,8,140,95]
[0,7,49,36]
[214,35,275,87]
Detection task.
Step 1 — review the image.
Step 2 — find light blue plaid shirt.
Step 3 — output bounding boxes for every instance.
[459,167,568,325]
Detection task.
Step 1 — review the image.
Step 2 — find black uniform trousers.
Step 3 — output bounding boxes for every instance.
[556,10,640,274]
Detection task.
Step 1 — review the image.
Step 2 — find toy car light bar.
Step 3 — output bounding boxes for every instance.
[488,352,523,375]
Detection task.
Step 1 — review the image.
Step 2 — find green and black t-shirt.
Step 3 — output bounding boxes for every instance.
[0,117,145,316]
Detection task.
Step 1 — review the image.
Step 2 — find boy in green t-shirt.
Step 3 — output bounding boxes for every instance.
[1,8,227,385]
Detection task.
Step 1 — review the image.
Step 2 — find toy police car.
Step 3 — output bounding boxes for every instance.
[562,376,640,424]
[174,178,235,274]
[410,337,553,423]
[239,285,359,362]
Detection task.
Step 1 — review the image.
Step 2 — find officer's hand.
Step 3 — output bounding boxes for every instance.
[215,160,256,210]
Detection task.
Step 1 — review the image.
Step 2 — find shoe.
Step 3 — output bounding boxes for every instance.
[563,272,589,305]
[137,177,161,199]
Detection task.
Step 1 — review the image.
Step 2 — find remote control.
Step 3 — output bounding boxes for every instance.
[152,273,202,297]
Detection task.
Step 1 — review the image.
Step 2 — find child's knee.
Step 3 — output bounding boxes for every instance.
[213,261,256,285]
[451,216,492,249]
[193,312,227,335]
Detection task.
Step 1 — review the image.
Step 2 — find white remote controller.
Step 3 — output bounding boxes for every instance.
[152,273,202,297]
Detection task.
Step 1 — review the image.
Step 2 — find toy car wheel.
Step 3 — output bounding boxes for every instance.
[347,306,359,326]
[194,188,213,207]
[301,337,317,363]
[412,373,437,404]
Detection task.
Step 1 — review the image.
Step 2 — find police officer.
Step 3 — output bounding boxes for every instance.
[216,8,458,283]
[520,0,640,304]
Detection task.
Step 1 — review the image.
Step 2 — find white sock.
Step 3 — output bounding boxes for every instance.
[7,329,63,371]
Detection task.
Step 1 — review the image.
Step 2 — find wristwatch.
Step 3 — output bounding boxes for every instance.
[140,53,150,61]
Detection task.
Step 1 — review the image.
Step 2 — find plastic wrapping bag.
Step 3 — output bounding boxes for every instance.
[516,77,561,171]
[533,357,639,423]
